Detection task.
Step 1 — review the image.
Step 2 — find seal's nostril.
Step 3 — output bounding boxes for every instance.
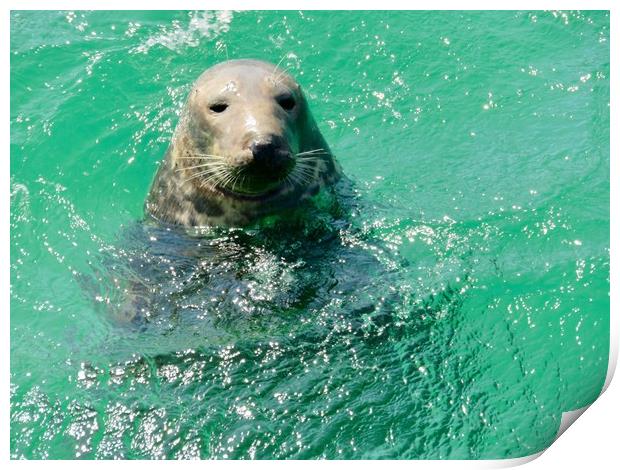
[250,141,278,166]
[249,137,291,173]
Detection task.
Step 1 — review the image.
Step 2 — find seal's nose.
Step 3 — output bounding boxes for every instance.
[249,136,291,173]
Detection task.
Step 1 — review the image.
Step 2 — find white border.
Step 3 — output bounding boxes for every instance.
[4,2,616,467]
[2,1,618,9]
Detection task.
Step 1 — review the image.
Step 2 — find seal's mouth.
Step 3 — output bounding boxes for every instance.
[215,158,296,201]
[216,170,292,201]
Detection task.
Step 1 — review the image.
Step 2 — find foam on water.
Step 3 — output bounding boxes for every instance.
[131,11,233,54]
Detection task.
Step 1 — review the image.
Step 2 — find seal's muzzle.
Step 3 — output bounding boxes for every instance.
[249,135,293,176]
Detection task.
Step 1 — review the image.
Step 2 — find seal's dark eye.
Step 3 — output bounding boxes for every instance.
[209,103,228,113]
[277,95,296,111]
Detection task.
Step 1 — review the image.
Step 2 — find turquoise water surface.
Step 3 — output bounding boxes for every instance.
[10,11,609,459]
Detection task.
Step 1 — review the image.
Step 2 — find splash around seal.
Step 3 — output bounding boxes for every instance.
[145,59,342,227]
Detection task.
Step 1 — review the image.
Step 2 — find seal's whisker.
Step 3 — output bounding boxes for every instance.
[186,166,225,179]
[292,173,304,187]
[298,158,323,166]
[176,156,227,161]
[204,167,229,186]
[295,159,316,168]
[226,168,242,187]
[271,54,288,78]
[182,173,208,185]
[294,162,318,175]
[299,173,314,186]
[239,173,248,192]
[175,163,221,172]
[295,158,319,166]
[289,169,304,187]
[182,164,230,184]
[219,168,240,190]
[289,163,315,186]
[201,174,227,190]
[297,157,326,165]
[230,172,242,192]
[193,152,226,158]
[199,174,223,188]
[300,164,319,179]
[220,173,235,190]
[228,172,237,191]
[296,169,315,185]
[295,148,325,156]
[274,67,290,83]
[284,172,297,190]
[176,161,229,177]
[298,164,316,175]
[295,158,321,166]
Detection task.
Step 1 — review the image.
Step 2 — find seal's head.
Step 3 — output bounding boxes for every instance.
[146,59,341,227]
[184,60,306,197]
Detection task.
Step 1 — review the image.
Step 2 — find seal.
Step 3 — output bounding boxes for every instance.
[145,59,342,227]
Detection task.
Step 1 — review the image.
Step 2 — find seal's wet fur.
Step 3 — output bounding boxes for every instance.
[146,59,341,227]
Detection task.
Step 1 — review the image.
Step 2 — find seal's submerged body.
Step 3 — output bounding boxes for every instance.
[146,59,341,227]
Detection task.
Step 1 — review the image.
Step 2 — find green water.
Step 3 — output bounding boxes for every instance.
[10,10,609,459]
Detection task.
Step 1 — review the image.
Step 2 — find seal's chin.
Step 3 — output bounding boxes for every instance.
[217,184,285,202]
